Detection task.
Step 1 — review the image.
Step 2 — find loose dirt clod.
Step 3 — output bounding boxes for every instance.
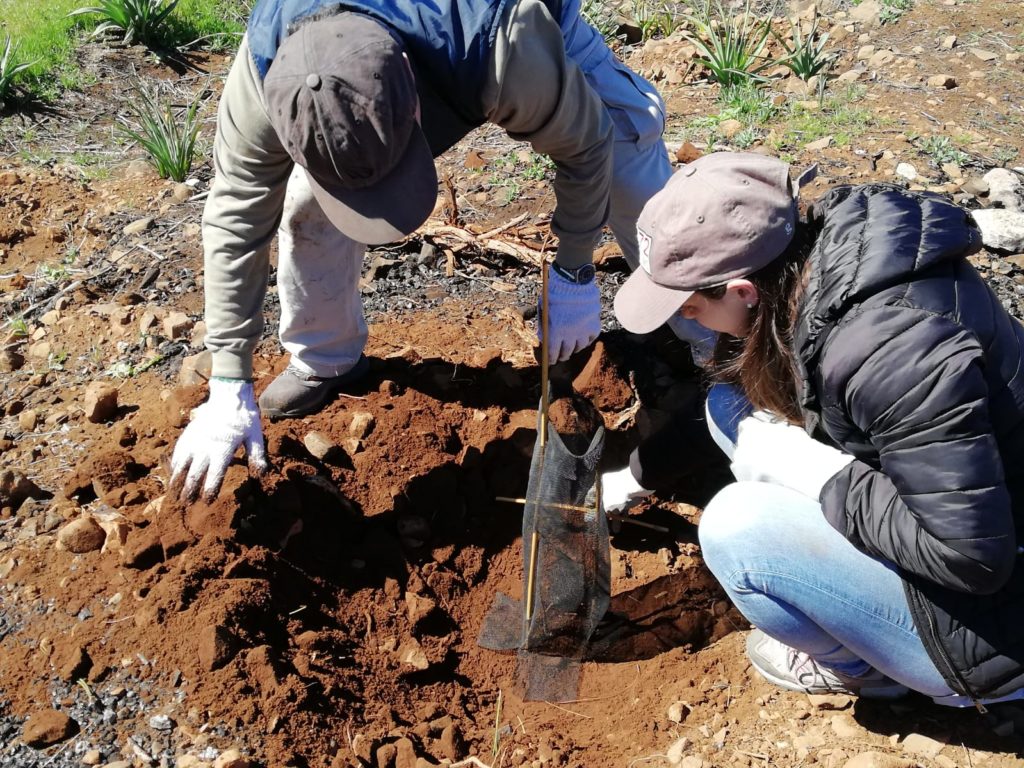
[22,709,77,747]
[56,516,105,553]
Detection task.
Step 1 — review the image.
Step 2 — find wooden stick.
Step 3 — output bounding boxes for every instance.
[526,260,552,622]
[496,497,670,533]
[496,496,596,514]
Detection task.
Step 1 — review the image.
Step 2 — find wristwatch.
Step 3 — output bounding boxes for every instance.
[550,262,596,284]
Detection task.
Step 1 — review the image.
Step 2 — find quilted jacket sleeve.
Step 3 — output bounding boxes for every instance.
[819,306,1017,594]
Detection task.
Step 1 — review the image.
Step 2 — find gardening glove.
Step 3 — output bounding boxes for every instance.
[539,267,601,364]
[730,412,854,501]
[600,466,652,512]
[170,378,268,502]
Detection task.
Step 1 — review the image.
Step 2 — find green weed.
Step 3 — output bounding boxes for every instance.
[779,86,874,148]
[879,0,914,24]
[631,0,684,41]
[581,0,622,43]
[119,83,204,181]
[69,0,180,47]
[773,11,836,81]
[732,127,759,148]
[916,135,970,166]
[0,35,37,109]
[7,316,30,337]
[718,81,778,124]
[683,0,774,87]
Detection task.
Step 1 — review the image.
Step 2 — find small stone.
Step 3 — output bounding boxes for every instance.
[717,119,744,140]
[149,714,175,731]
[927,74,957,89]
[351,733,378,764]
[397,638,430,670]
[805,136,833,151]
[18,409,38,432]
[961,176,990,197]
[198,625,239,671]
[896,162,918,181]
[901,733,946,758]
[867,50,894,68]
[667,701,690,723]
[984,168,1024,212]
[837,69,867,82]
[123,217,154,236]
[0,349,24,372]
[831,713,862,738]
[178,350,213,386]
[0,470,44,511]
[163,311,194,340]
[675,141,702,164]
[213,748,250,768]
[171,184,192,203]
[856,44,875,60]
[394,738,417,768]
[28,340,51,359]
[82,749,102,765]
[57,645,92,681]
[22,709,77,747]
[405,591,437,625]
[970,48,998,62]
[439,723,461,761]
[666,737,689,764]
[83,382,119,423]
[972,209,1024,252]
[376,743,398,768]
[349,412,376,439]
[56,517,106,554]
[303,431,342,462]
[940,35,956,49]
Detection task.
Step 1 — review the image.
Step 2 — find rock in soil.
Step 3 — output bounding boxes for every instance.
[56,516,106,553]
[21,709,78,747]
[83,381,119,423]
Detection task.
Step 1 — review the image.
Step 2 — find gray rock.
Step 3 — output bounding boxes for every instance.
[971,209,1024,252]
[984,168,1024,212]
[148,714,174,731]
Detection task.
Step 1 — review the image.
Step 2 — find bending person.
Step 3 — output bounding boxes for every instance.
[607,151,1024,708]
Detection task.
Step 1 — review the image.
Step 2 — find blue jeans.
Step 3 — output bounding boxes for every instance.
[560,2,714,360]
[699,384,1024,705]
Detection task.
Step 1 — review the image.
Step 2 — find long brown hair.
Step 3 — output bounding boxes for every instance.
[703,222,815,425]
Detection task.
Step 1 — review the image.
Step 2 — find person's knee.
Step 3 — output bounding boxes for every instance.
[698,482,767,567]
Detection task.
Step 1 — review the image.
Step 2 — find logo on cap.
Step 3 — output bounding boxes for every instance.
[637,227,653,274]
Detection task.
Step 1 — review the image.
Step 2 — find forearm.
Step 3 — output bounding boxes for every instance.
[202,37,293,379]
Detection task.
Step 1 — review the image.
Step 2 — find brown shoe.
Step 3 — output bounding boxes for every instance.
[259,356,369,419]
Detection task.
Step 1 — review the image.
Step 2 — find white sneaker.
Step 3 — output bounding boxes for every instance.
[746,629,909,700]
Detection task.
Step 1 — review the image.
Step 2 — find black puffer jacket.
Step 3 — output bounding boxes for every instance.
[794,184,1024,701]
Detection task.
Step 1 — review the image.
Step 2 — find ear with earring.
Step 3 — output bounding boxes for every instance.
[746,303,754,309]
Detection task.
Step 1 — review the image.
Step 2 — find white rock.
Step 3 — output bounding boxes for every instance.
[896,162,918,181]
[971,209,1024,252]
[666,736,688,764]
[983,168,1024,212]
[848,0,881,25]
[901,732,946,757]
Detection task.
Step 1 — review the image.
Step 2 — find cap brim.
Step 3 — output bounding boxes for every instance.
[614,268,693,335]
[306,126,438,245]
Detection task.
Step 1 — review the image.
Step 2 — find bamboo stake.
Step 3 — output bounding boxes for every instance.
[525,260,551,622]
[496,497,670,534]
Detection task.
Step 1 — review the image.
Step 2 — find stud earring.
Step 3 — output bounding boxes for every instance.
[746,303,754,309]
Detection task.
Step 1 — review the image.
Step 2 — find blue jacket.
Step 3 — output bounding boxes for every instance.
[247,0,556,155]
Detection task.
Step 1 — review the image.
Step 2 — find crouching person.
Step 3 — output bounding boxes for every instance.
[606,151,1024,708]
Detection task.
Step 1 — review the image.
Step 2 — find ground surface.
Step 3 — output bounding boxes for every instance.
[2,1,1024,767]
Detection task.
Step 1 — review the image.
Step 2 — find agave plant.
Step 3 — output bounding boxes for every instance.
[773,11,837,81]
[119,83,203,181]
[69,0,180,47]
[683,0,775,88]
[0,35,36,109]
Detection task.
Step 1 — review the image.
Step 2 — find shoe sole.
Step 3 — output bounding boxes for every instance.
[749,658,910,700]
[262,356,369,420]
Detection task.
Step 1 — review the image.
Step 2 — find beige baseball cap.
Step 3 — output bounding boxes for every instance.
[615,152,812,334]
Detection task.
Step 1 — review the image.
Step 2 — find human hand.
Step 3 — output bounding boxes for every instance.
[730,413,854,501]
[600,466,652,512]
[539,267,601,364]
[169,378,268,502]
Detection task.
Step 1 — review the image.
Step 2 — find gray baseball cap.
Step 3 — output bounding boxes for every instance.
[614,152,807,335]
[264,13,437,245]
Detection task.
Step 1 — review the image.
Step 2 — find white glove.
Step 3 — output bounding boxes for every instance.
[539,268,601,364]
[600,467,652,512]
[170,378,268,502]
[730,413,854,501]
